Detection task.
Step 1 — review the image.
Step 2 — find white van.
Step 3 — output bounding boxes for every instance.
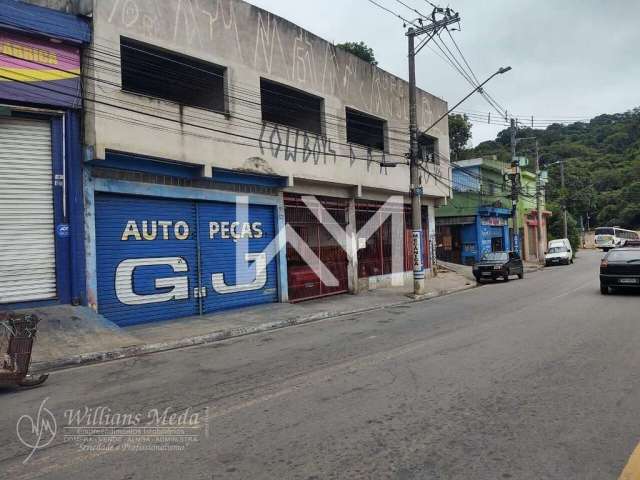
[545,239,573,266]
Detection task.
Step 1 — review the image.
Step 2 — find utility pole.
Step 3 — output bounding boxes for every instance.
[510,118,519,254]
[535,140,544,262]
[560,159,568,238]
[406,9,459,295]
[407,28,425,294]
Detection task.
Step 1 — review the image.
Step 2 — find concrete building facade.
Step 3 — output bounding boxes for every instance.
[20,0,451,325]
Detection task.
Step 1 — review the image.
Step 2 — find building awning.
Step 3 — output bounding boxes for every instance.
[0,0,91,44]
[213,167,288,188]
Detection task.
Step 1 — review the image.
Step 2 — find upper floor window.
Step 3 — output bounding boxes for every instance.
[120,37,226,112]
[260,78,323,135]
[346,108,386,151]
[418,134,438,164]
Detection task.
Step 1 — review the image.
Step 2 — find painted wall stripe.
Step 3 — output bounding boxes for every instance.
[619,442,640,480]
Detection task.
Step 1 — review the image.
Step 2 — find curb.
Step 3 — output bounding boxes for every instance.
[524,264,545,273]
[31,283,477,374]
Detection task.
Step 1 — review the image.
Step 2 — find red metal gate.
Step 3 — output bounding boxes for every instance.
[355,201,412,277]
[284,194,349,302]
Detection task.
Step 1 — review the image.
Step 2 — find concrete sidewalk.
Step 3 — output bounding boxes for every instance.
[27,270,475,373]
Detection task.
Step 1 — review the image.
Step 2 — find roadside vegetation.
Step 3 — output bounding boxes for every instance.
[460,108,640,231]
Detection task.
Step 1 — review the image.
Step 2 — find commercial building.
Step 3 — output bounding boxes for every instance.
[435,157,512,265]
[0,1,90,308]
[14,0,451,326]
[436,157,551,265]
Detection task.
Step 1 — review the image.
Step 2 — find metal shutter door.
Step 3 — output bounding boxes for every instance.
[0,117,56,303]
[198,201,278,313]
[95,194,199,326]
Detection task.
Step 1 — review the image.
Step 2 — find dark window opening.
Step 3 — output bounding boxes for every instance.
[120,37,226,112]
[346,108,385,151]
[260,79,323,134]
[418,134,438,164]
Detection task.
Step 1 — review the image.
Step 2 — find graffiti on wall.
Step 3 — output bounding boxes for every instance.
[102,0,444,129]
[258,122,391,175]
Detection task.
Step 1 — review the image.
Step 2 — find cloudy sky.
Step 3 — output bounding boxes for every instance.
[250,0,640,145]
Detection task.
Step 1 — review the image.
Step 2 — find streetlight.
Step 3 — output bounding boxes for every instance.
[422,66,512,135]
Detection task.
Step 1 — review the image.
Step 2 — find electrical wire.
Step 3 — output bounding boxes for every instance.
[392,0,431,19]
[364,0,419,27]
[0,47,421,162]
[0,69,410,168]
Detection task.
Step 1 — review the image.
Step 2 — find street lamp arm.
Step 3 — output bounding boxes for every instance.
[421,66,512,136]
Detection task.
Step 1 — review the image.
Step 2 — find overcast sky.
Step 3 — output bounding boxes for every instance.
[250,0,640,145]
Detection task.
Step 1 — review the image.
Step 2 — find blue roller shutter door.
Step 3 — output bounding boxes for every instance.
[95,194,199,326]
[95,194,278,326]
[198,202,278,313]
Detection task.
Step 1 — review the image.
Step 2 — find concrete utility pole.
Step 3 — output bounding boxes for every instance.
[560,159,568,238]
[406,10,459,295]
[535,140,544,262]
[407,28,424,294]
[510,118,519,254]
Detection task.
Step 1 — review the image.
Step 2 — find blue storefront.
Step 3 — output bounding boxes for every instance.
[85,153,288,326]
[0,2,90,308]
[459,207,512,265]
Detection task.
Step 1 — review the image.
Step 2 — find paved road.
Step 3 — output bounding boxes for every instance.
[1,249,639,479]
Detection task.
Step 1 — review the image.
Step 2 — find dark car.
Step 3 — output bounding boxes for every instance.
[600,247,640,294]
[473,251,524,283]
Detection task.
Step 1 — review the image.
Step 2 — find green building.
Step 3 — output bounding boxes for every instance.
[436,157,551,264]
[517,170,551,262]
[436,157,512,265]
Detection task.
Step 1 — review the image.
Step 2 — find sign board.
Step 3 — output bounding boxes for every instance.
[95,194,278,326]
[412,229,424,279]
[480,216,508,227]
[55,223,69,238]
[0,31,81,108]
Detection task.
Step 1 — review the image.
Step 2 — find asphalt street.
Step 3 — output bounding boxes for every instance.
[1,249,639,479]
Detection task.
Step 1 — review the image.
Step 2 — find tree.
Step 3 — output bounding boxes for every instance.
[335,41,377,66]
[448,114,472,160]
[461,108,640,230]
[547,201,580,254]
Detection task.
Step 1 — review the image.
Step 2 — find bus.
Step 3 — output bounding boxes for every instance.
[594,227,640,251]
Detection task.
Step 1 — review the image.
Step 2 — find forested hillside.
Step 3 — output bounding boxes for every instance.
[462,108,640,231]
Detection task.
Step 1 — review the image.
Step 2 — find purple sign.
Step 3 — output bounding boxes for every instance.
[0,30,81,108]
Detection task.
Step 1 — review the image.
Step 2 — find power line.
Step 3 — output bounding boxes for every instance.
[1,47,421,156]
[393,0,431,19]
[0,70,410,167]
[364,0,418,26]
